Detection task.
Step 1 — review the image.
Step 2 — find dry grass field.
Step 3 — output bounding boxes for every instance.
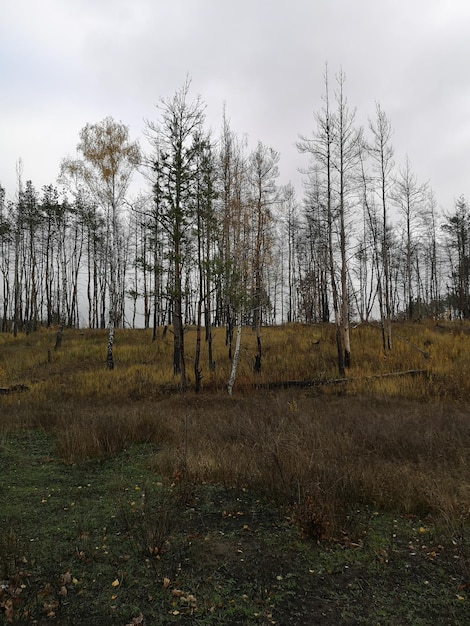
[1,320,470,623]
[1,320,470,524]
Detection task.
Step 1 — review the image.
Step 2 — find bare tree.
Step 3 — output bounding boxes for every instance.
[297,170,330,323]
[298,66,363,376]
[12,160,25,337]
[419,189,442,316]
[280,183,300,323]
[442,196,470,319]
[193,132,217,392]
[334,69,362,369]
[0,185,13,331]
[297,67,342,371]
[217,111,249,358]
[393,156,427,319]
[357,142,380,323]
[368,103,395,350]
[248,141,280,373]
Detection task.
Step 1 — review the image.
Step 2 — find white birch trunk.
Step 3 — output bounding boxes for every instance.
[227,318,242,396]
[107,308,115,370]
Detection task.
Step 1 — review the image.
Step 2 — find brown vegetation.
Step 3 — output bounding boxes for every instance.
[1,320,470,536]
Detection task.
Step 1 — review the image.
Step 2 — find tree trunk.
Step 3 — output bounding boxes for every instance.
[107,319,115,370]
[227,316,242,395]
[194,297,202,393]
[54,229,67,351]
[173,254,186,392]
[107,282,115,370]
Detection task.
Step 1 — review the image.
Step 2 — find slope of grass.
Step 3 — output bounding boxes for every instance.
[1,431,470,625]
[1,319,469,398]
[2,321,470,622]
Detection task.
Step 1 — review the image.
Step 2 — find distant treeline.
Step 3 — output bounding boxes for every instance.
[1,74,469,377]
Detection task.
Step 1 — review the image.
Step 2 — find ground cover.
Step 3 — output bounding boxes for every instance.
[2,322,470,623]
[1,431,470,625]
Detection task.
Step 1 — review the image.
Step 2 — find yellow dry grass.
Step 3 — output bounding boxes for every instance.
[2,320,470,531]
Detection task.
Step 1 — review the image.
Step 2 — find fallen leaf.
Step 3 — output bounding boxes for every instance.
[3,599,14,621]
[111,579,120,587]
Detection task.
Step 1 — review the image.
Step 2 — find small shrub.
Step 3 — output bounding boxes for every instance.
[121,484,179,560]
[291,495,332,541]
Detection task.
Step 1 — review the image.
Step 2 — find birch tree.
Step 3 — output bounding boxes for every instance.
[61,117,140,368]
[420,189,441,316]
[217,113,249,358]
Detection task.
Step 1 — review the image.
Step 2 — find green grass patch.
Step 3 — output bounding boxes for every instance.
[1,432,470,624]
[2,323,470,622]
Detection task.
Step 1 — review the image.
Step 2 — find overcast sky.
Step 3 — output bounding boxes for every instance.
[2,0,470,212]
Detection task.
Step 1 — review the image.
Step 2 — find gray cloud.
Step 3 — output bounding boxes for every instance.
[1,0,470,210]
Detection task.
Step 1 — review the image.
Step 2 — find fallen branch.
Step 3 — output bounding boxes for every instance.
[0,384,30,395]
[254,369,428,390]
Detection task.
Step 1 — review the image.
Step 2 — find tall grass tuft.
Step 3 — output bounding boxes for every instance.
[147,393,470,535]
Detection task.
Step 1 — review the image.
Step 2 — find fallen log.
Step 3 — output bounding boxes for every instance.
[0,384,30,395]
[254,369,428,390]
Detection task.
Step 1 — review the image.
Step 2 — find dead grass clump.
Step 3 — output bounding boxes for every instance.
[146,393,470,536]
[52,403,177,462]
